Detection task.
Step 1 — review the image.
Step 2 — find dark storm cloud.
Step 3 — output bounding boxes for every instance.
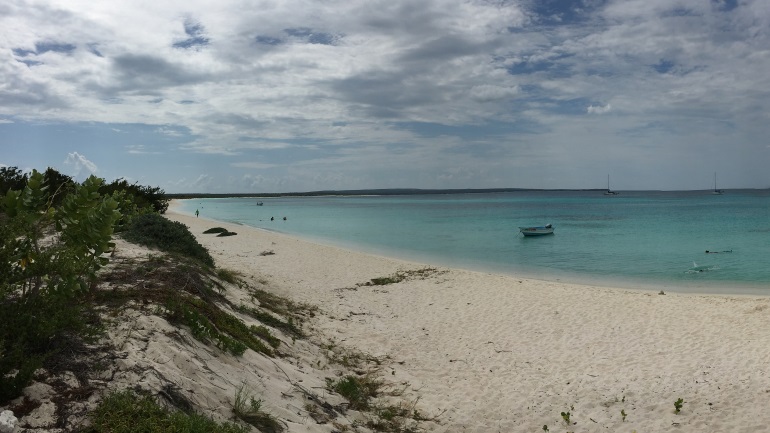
[397,35,494,64]
[84,54,211,97]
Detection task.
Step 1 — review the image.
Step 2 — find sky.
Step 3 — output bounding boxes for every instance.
[1,0,769,193]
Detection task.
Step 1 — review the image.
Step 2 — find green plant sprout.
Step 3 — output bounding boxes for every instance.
[674,398,685,414]
[621,409,627,422]
[561,411,571,424]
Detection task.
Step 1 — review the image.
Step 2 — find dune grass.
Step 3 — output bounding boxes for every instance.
[83,390,248,433]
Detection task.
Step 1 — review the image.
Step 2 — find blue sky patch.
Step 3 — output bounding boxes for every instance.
[653,59,675,74]
[173,18,210,49]
[284,27,336,45]
[255,35,283,45]
[35,42,77,54]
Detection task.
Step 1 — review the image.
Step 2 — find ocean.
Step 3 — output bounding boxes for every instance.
[177,190,770,295]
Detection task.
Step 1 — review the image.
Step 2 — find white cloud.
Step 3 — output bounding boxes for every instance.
[469,85,520,102]
[126,144,161,154]
[63,151,98,178]
[587,103,612,114]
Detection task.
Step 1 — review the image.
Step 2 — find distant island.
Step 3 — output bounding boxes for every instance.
[166,187,607,199]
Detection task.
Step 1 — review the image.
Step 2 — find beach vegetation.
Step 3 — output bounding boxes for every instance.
[324,365,437,433]
[164,298,254,355]
[327,374,385,410]
[674,397,684,414]
[98,177,170,214]
[0,166,28,193]
[83,389,248,433]
[121,213,215,267]
[2,166,435,432]
[216,267,242,285]
[365,399,429,433]
[232,384,283,432]
[621,408,627,421]
[237,303,304,338]
[245,286,317,326]
[363,267,445,286]
[0,171,120,403]
[322,342,385,368]
[250,324,282,348]
[41,167,77,207]
[560,411,571,425]
[97,244,314,358]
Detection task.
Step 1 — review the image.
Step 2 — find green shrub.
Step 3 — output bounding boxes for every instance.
[99,178,169,214]
[327,374,384,410]
[0,172,120,403]
[164,296,273,357]
[122,213,214,267]
[84,390,248,433]
[237,304,304,338]
[232,385,283,433]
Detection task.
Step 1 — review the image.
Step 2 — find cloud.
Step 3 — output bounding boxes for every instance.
[63,152,98,178]
[126,144,161,154]
[469,85,520,102]
[587,103,612,114]
[1,0,769,191]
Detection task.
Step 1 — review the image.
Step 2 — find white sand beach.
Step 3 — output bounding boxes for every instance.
[165,207,770,433]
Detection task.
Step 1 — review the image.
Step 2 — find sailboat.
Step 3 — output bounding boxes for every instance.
[712,172,724,195]
[604,175,619,195]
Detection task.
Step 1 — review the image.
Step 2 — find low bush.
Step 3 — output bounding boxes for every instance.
[122,214,214,267]
[83,390,248,433]
[233,384,283,433]
[0,172,119,403]
[327,374,384,410]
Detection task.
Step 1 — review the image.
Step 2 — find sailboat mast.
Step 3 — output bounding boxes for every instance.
[712,172,723,194]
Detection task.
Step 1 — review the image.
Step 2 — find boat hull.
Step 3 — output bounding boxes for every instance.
[519,227,554,236]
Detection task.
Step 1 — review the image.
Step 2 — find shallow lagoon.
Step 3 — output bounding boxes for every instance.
[179,190,770,294]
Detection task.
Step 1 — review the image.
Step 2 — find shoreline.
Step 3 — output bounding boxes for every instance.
[165,206,770,432]
[169,200,769,297]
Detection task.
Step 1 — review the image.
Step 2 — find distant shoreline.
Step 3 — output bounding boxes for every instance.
[165,187,768,199]
[165,187,605,199]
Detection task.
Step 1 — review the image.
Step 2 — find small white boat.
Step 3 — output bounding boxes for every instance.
[604,174,619,195]
[519,224,554,236]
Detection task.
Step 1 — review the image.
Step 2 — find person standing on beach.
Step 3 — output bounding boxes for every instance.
[195,209,199,217]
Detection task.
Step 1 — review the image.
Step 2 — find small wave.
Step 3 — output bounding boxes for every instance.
[686,262,720,274]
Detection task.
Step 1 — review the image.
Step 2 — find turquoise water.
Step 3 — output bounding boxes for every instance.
[178,190,770,294]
